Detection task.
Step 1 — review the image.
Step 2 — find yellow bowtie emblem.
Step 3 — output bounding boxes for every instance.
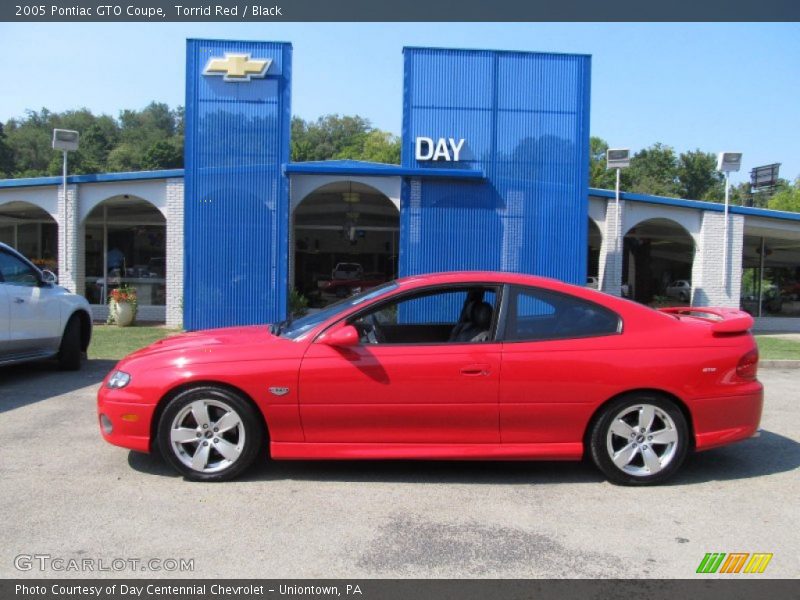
[203,53,272,82]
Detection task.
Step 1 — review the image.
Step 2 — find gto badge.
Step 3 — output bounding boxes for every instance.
[269,386,290,396]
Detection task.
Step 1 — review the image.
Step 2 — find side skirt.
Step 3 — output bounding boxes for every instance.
[270,442,583,461]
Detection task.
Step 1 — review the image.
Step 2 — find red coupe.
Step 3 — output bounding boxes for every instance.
[97,272,762,485]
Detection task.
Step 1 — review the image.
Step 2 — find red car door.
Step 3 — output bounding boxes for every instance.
[498,285,623,455]
[298,286,502,445]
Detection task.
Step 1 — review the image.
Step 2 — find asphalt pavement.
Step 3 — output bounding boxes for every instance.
[0,360,797,579]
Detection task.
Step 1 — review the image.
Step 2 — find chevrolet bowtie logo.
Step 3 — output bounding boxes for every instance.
[203,53,272,82]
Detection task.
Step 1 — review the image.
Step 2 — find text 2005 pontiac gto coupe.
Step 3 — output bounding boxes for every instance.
[98,272,762,485]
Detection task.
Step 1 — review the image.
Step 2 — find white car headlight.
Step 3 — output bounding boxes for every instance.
[107,370,131,389]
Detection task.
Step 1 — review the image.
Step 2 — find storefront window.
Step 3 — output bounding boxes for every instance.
[741,267,800,317]
[83,198,166,306]
[0,205,58,273]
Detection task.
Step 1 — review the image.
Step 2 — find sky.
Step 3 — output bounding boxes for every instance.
[0,22,798,185]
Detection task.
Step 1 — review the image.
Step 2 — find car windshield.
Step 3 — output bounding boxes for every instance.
[272,282,399,340]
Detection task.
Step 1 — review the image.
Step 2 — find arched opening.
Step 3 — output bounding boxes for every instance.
[0,201,58,272]
[623,218,694,305]
[293,181,399,307]
[83,195,166,308]
[587,218,602,288]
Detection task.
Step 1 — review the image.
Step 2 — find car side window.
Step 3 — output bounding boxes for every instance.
[505,285,620,342]
[0,251,39,287]
[350,286,498,345]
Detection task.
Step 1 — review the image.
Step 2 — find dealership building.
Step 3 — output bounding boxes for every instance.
[1,40,799,330]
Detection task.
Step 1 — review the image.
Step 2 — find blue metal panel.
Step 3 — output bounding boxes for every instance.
[185,39,291,330]
[400,48,591,284]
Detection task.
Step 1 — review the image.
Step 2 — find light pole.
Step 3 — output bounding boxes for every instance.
[606,148,630,294]
[716,152,742,292]
[52,129,80,275]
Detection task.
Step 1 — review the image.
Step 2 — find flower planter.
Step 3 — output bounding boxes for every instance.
[111,301,135,327]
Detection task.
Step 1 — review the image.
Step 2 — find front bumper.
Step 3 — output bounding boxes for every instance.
[693,384,764,451]
[97,387,156,453]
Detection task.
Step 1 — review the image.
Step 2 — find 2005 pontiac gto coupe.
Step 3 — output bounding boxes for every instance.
[97,272,762,485]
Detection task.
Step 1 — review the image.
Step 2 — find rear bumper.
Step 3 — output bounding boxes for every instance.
[97,387,156,453]
[693,385,764,451]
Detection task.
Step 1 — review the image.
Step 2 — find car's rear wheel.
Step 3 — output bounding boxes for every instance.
[157,386,264,482]
[57,316,83,371]
[589,394,689,486]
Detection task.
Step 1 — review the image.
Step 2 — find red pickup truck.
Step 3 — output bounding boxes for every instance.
[318,273,388,298]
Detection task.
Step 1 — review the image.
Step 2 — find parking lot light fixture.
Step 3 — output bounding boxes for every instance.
[52,129,80,274]
[606,149,631,293]
[717,152,743,291]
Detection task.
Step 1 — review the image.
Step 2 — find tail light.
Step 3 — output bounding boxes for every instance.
[736,349,759,380]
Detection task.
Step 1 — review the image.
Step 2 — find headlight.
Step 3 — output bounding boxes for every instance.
[107,370,131,389]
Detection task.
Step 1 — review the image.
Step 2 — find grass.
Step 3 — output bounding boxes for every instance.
[755,336,800,361]
[90,324,180,361]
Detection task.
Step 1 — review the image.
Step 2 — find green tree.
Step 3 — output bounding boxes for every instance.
[2,103,184,176]
[346,129,400,163]
[588,136,616,189]
[290,114,400,164]
[106,143,143,172]
[676,149,724,201]
[623,143,679,197]
[4,109,54,176]
[0,122,14,177]
[142,139,183,170]
[768,178,800,212]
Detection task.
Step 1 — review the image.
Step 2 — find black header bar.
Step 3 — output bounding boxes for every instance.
[4,0,800,22]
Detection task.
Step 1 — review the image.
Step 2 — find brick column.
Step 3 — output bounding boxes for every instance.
[57,184,81,294]
[599,200,624,296]
[692,211,744,307]
[166,178,184,328]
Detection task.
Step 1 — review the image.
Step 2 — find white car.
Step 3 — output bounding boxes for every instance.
[0,243,92,370]
[665,279,692,302]
[331,262,364,281]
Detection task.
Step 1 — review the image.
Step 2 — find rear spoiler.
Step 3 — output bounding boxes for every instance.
[658,307,754,334]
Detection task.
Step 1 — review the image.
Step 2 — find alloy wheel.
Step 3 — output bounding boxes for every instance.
[169,399,245,474]
[605,403,679,476]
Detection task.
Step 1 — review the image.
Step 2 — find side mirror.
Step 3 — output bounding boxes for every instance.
[320,325,360,348]
[41,270,58,285]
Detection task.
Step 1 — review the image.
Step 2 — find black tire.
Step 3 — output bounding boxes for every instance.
[157,386,264,482]
[589,394,689,486]
[57,316,83,371]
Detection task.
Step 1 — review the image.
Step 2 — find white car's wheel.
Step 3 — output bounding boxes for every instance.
[57,316,83,371]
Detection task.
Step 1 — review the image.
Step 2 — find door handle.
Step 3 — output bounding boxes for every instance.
[14,297,25,304]
[460,364,490,377]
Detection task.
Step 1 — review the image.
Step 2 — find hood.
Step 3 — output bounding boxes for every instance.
[120,325,294,366]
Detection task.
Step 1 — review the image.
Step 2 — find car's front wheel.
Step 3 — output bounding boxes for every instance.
[157,386,264,481]
[589,394,689,486]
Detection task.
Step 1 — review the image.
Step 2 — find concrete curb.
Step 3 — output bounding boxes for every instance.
[760,360,800,369]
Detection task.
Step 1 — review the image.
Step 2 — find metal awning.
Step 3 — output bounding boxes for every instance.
[284,159,485,180]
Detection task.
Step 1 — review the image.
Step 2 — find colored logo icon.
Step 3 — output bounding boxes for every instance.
[203,53,272,82]
[696,553,773,574]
